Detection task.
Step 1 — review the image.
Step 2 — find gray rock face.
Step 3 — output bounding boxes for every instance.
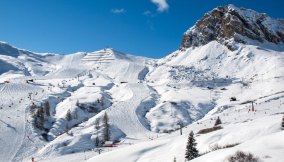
[181,4,284,50]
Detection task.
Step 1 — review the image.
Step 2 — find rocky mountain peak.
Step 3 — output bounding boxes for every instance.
[181,4,284,50]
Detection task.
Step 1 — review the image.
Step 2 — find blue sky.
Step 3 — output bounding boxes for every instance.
[0,0,284,58]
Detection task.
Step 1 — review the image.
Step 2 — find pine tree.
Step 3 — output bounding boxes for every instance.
[65,109,72,121]
[34,106,45,130]
[94,119,101,147]
[214,116,222,126]
[65,123,69,134]
[103,112,110,142]
[95,119,100,130]
[43,101,50,116]
[185,131,199,161]
[173,157,176,162]
[73,109,78,119]
[95,136,100,147]
[76,100,80,107]
[33,109,39,128]
[39,106,44,118]
[39,106,45,128]
[281,114,284,130]
[100,97,104,107]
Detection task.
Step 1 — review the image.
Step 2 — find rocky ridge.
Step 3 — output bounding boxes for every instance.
[181,4,284,50]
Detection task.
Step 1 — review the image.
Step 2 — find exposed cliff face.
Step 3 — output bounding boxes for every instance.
[181,4,284,50]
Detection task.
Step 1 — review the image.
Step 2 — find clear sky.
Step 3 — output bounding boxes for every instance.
[0,0,284,58]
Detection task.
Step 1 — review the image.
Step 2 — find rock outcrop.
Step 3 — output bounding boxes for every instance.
[181,4,284,50]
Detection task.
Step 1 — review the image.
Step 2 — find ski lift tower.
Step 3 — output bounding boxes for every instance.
[251,101,255,111]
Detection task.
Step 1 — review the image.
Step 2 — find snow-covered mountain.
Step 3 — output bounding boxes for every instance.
[181,4,284,50]
[0,4,283,162]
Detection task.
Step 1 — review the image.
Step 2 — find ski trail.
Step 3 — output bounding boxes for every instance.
[106,83,155,140]
[0,84,6,92]
[0,83,43,162]
[12,87,47,162]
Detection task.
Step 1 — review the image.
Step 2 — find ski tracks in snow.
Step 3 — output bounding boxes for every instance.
[0,83,45,162]
[106,83,156,140]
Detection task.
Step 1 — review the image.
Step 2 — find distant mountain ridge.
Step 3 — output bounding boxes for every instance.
[0,42,21,57]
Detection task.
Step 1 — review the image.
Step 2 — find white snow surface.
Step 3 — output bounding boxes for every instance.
[0,38,283,162]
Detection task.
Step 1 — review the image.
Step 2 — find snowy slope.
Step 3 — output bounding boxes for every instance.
[0,45,158,161]
[85,40,284,162]
[0,4,283,162]
[87,99,284,162]
[0,82,45,162]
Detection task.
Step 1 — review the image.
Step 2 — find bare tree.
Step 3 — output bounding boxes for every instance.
[227,151,259,162]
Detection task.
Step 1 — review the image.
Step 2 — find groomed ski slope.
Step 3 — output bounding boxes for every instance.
[87,95,284,162]
[106,83,156,140]
[0,48,158,161]
[1,4,284,161]
[0,41,283,162]
[0,83,45,162]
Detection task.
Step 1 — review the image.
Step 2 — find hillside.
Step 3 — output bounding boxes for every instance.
[0,4,283,162]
